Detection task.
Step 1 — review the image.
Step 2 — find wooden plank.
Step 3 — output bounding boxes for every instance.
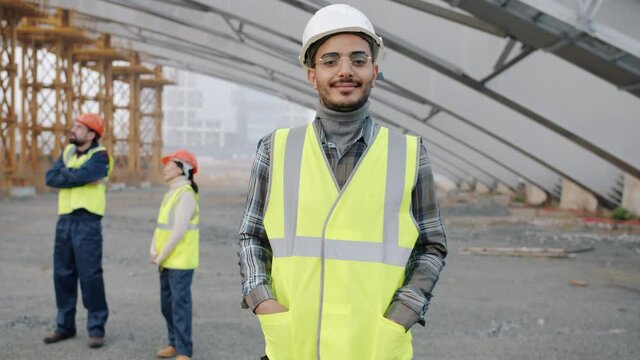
[458,246,568,258]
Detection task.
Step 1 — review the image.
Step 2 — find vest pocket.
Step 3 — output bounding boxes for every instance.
[375,316,412,360]
[257,310,293,360]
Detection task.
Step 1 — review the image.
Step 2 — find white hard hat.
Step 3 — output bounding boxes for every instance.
[299,4,384,69]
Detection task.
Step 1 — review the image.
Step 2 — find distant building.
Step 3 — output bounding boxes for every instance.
[163,68,313,157]
[232,86,313,144]
[163,69,224,149]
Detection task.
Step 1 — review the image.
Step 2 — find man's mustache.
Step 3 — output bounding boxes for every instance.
[330,78,361,86]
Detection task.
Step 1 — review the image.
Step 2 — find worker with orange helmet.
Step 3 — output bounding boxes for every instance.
[44,113,114,349]
[150,149,200,360]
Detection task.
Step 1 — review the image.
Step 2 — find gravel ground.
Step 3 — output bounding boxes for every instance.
[0,186,638,359]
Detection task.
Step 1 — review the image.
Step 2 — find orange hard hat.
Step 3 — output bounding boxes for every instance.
[161,149,198,174]
[76,113,104,137]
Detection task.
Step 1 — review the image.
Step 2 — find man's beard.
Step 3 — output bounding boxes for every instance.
[319,79,371,112]
[321,94,368,112]
[69,138,87,146]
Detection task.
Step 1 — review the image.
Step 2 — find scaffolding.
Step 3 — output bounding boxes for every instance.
[17,8,91,189]
[0,0,37,188]
[72,34,125,157]
[141,65,173,181]
[111,51,152,182]
[0,2,174,194]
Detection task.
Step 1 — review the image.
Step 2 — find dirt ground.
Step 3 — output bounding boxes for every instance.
[0,183,639,360]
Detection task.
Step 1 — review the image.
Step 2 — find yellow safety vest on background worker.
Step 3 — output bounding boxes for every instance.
[261,123,420,360]
[58,144,113,216]
[154,184,200,269]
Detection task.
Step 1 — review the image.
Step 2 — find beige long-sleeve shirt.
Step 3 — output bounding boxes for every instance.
[150,177,197,264]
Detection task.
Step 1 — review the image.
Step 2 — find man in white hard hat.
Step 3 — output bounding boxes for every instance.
[238,4,447,359]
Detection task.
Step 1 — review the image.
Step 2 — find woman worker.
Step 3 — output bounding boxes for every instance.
[150,149,199,360]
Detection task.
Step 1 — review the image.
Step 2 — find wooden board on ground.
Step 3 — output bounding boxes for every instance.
[458,246,568,258]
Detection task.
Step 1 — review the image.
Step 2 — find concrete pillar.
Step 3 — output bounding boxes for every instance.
[475,182,490,194]
[460,182,472,192]
[496,182,515,196]
[621,173,640,216]
[524,182,548,206]
[434,173,457,193]
[559,179,598,213]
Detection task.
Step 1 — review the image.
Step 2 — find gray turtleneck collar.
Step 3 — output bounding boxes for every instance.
[316,101,371,157]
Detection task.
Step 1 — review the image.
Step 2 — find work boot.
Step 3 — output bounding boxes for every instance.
[88,336,104,348]
[176,355,191,360]
[157,345,177,358]
[42,332,75,344]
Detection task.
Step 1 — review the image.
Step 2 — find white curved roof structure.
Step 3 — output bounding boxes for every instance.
[47,0,640,206]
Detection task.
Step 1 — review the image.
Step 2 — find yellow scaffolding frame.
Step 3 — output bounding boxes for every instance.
[17,8,91,189]
[0,0,38,188]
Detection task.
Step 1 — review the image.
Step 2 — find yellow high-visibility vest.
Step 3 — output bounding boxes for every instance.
[261,123,419,360]
[58,144,113,216]
[154,184,199,269]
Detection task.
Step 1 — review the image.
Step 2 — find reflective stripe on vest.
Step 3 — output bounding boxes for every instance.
[261,123,419,360]
[57,144,113,216]
[154,184,199,269]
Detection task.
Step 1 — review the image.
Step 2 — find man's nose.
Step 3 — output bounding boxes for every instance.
[337,58,354,77]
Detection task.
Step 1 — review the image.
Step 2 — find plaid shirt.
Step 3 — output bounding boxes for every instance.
[238,118,447,329]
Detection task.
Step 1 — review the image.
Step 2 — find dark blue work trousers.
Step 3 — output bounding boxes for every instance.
[160,268,194,357]
[53,212,108,337]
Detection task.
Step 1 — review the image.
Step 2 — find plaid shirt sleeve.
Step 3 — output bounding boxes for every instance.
[385,138,448,330]
[238,132,276,311]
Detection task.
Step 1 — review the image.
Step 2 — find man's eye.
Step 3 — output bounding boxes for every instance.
[351,55,369,65]
[323,60,337,66]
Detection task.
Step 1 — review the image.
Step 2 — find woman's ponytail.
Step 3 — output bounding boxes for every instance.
[187,170,199,194]
[173,160,199,193]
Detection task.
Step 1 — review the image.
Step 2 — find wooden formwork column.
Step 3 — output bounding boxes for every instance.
[141,65,173,182]
[0,1,38,191]
[18,32,39,174]
[111,52,152,183]
[0,6,19,186]
[101,43,114,156]
[152,75,164,179]
[53,11,74,160]
[128,53,140,175]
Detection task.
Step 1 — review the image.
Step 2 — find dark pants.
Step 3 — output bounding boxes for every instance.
[54,213,108,337]
[160,268,194,357]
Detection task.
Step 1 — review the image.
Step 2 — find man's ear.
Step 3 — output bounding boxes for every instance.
[372,64,379,87]
[307,68,318,90]
[87,131,96,142]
